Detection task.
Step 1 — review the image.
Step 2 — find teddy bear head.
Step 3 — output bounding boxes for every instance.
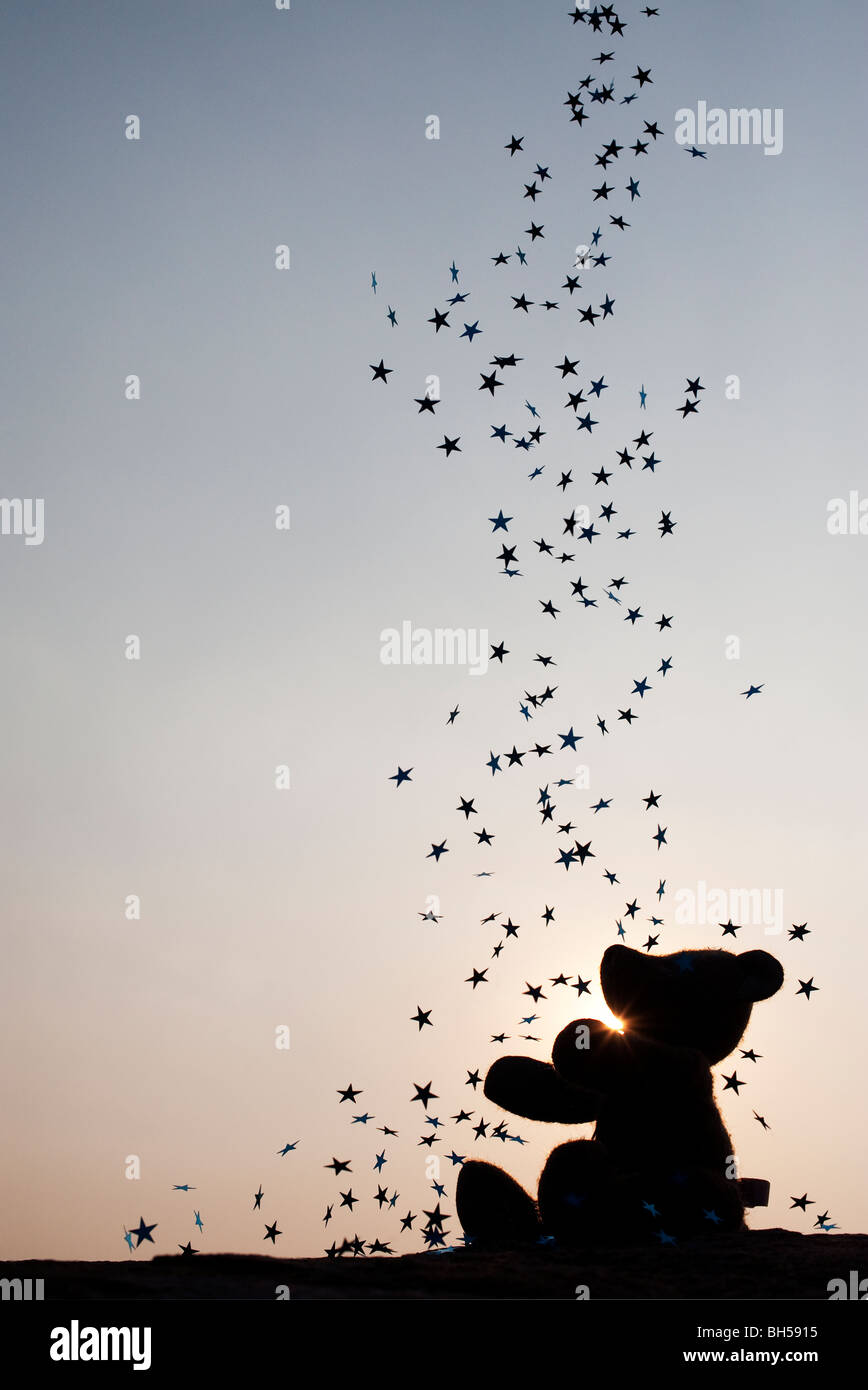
[600,943,784,1064]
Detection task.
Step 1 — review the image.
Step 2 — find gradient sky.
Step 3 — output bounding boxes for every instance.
[1,0,867,1266]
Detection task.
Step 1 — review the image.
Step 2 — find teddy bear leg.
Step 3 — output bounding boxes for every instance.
[456,1160,541,1244]
[657,1166,746,1237]
[604,1166,746,1240]
[537,1138,611,1242]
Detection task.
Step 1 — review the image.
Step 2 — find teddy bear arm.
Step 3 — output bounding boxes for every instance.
[484,1055,600,1123]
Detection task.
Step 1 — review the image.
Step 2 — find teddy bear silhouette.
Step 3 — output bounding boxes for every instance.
[456,943,784,1243]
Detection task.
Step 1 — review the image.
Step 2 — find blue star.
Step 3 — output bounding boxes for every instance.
[489,510,512,531]
[639,384,647,408]
[460,320,482,342]
[449,261,460,281]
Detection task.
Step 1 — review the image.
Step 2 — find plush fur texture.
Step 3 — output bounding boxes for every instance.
[456,944,784,1244]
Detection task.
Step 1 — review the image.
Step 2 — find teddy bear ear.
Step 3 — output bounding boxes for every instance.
[736,950,784,1001]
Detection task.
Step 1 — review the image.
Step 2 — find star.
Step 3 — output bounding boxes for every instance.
[253,1185,264,1208]
[132,1217,157,1248]
[753,1111,770,1130]
[790,1193,814,1211]
[686,145,707,159]
[449,261,459,281]
[658,510,676,536]
[466,967,488,988]
[523,982,547,1003]
[264,1221,282,1243]
[438,435,461,457]
[178,1242,198,1255]
[789,923,810,941]
[369,359,392,383]
[339,1189,358,1210]
[389,766,412,787]
[337,1083,362,1103]
[796,978,819,999]
[427,840,448,860]
[720,919,741,938]
[325,1157,352,1175]
[411,1006,433,1030]
[412,1082,439,1108]
[277,1141,299,1156]
[505,135,524,155]
[722,1071,745,1094]
[742,684,764,698]
[652,825,667,849]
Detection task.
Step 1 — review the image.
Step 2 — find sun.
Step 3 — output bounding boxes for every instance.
[593,1001,625,1033]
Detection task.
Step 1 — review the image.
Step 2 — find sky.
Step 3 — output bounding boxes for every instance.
[1,0,867,1266]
